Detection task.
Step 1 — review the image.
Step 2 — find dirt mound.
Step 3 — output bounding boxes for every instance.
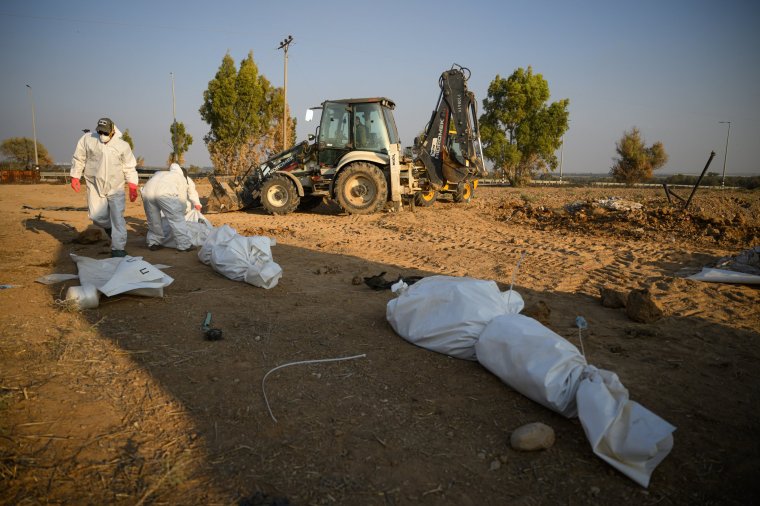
[494,191,759,247]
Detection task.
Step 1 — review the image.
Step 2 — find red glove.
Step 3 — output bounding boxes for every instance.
[71,178,81,192]
[128,183,138,202]
[194,204,202,211]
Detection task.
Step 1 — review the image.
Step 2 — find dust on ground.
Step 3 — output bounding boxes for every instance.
[1,183,758,505]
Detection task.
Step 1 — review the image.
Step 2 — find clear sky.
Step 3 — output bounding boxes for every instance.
[1,0,758,176]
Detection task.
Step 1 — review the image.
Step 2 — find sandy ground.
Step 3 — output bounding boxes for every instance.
[1,182,758,505]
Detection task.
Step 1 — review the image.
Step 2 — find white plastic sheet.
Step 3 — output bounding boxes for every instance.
[687,267,760,284]
[475,313,587,417]
[197,224,282,289]
[386,275,524,360]
[159,208,214,248]
[198,224,238,265]
[70,254,174,297]
[36,273,79,285]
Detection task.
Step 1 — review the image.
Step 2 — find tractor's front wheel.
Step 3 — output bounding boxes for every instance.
[453,181,473,203]
[414,189,438,207]
[334,162,388,215]
[261,174,300,215]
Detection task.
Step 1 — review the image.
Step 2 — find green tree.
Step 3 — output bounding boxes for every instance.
[610,127,668,185]
[121,129,135,150]
[0,137,53,168]
[479,67,569,186]
[169,121,193,165]
[120,129,145,167]
[199,51,295,176]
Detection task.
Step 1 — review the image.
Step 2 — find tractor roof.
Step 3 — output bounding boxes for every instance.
[323,97,396,109]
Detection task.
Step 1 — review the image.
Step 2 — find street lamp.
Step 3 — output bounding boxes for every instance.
[277,35,294,151]
[170,72,178,163]
[25,84,39,170]
[719,121,731,189]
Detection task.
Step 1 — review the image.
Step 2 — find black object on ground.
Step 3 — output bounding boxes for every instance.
[201,312,223,341]
[363,272,424,290]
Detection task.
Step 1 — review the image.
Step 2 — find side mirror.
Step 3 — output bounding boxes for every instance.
[305,109,314,122]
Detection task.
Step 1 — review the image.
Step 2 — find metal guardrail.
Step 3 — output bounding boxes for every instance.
[38,171,209,181]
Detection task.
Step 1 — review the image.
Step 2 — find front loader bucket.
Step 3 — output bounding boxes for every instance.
[205,175,244,213]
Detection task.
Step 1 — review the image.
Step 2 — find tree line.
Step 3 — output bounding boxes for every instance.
[1,52,743,187]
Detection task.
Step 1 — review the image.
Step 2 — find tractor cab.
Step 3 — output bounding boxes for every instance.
[314,98,399,169]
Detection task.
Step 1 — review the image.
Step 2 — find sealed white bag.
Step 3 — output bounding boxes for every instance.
[159,208,214,248]
[209,235,282,289]
[387,275,524,360]
[476,314,676,486]
[198,224,237,265]
[475,313,587,417]
[576,367,676,488]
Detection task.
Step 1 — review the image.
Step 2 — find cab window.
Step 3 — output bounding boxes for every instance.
[382,106,399,145]
[353,102,391,153]
[319,102,350,149]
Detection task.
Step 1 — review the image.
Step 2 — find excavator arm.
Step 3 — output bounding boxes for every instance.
[418,64,486,189]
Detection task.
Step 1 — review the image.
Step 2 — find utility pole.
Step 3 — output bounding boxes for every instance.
[559,136,564,184]
[25,84,39,170]
[718,121,731,189]
[171,72,178,163]
[277,35,294,151]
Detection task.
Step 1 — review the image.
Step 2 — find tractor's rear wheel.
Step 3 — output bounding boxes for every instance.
[334,162,388,215]
[261,174,300,215]
[414,189,438,207]
[453,181,473,203]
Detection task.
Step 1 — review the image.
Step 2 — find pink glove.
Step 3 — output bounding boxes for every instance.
[128,183,138,202]
[194,204,202,211]
[71,178,81,192]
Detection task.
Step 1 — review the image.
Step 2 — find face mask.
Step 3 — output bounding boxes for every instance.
[99,133,112,143]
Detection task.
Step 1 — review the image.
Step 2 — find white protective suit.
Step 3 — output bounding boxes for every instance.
[141,163,201,250]
[70,128,138,250]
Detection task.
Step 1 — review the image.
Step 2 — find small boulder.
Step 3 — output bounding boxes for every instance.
[523,300,551,325]
[74,227,105,244]
[599,287,627,308]
[510,422,555,451]
[626,288,664,323]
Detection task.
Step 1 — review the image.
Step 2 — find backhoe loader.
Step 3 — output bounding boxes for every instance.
[206,64,485,215]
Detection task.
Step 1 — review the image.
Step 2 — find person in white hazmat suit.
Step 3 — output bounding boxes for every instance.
[141,163,202,252]
[70,118,139,257]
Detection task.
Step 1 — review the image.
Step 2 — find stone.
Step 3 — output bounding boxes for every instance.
[599,286,627,308]
[523,300,551,325]
[626,288,664,323]
[510,422,555,451]
[74,227,105,244]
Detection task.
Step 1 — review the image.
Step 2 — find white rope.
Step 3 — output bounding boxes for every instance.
[578,327,586,358]
[262,353,367,423]
[575,316,588,359]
